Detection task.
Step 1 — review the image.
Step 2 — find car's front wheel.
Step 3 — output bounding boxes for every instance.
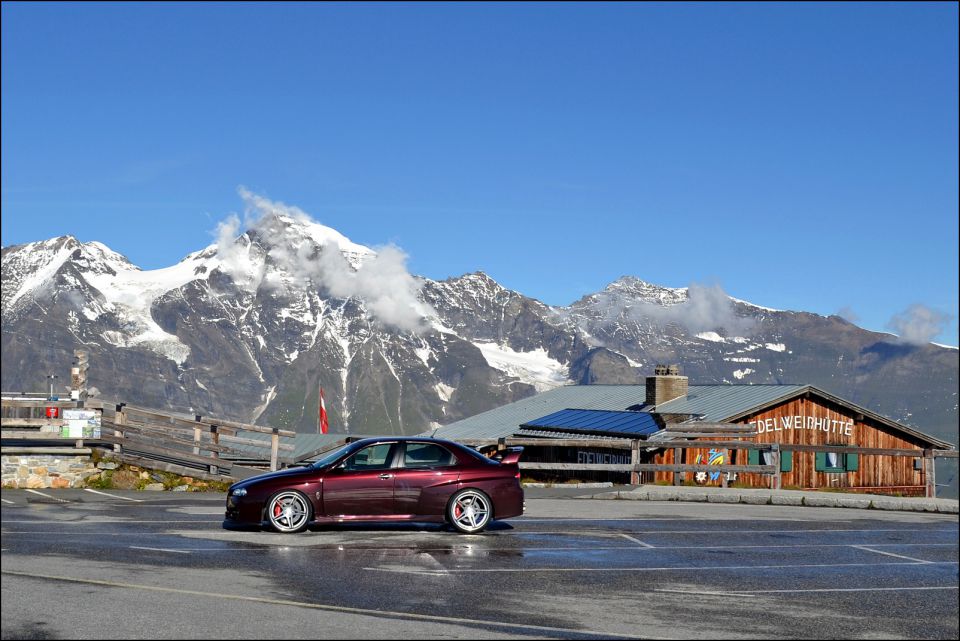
[265,490,312,534]
[447,489,492,533]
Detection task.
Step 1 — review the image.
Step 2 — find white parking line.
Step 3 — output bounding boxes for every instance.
[0,570,651,640]
[619,533,654,547]
[365,560,959,575]
[24,490,69,503]
[129,546,191,554]
[1,498,15,504]
[83,489,145,503]
[655,586,960,597]
[851,545,933,564]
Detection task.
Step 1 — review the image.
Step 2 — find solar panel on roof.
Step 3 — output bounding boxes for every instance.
[521,409,661,437]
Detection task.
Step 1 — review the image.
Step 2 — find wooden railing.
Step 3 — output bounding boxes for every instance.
[457,436,957,497]
[1,395,296,479]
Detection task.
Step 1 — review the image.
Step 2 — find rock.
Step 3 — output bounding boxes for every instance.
[150,473,165,483]
[110,469,140,490]
[144,483,165,491]
[51,477,71,489]
[139,472,150,480]
[129,466,141,472]
[172,485,190,492]
[181,477,194,485]
[97,462,118,470]
[25,476,46,489]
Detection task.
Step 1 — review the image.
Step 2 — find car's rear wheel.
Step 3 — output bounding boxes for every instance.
[265,490,311,534]
[447,489,492,533]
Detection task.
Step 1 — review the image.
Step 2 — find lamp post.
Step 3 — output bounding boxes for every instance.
[47,374,59,401]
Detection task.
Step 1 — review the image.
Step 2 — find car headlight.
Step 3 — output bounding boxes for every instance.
[231,487,248,497]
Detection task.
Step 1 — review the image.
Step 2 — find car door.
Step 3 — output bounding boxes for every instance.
[392,442,460,517]
[320,442,399,518]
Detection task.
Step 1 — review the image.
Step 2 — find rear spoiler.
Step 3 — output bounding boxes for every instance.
[492,446,524,465]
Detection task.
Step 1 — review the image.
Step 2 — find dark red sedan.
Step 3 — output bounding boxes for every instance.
[224,437,524,534]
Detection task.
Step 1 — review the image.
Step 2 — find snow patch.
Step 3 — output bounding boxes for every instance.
[435,382,455,402]
[765,343,786,352]
[473,342,569,392]
[724,357,760,363]
[733,368,755,379]
[695,331,725,343]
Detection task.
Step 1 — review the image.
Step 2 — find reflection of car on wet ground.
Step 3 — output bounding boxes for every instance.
[224,437,524,534]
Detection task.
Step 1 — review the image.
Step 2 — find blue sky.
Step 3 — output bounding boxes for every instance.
[2,2,958,346]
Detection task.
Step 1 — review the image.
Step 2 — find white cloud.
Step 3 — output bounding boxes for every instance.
[595,281,755,336]
[211,188,433,332]
[887,304,951,346]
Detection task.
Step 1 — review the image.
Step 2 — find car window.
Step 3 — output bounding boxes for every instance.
[343,443,395,471]
[403,443,456,468]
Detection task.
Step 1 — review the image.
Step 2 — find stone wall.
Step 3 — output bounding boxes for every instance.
[1,448,99,489]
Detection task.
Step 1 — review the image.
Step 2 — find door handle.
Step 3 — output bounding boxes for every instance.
[379,473,393,480]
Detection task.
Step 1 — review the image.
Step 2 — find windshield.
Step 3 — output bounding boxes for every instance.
[310,444,353,469]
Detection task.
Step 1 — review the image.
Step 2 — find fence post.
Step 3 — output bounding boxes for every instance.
[194,415,203,457]
[270,428,280,471]
[721,448,729,488]
[771,444,781,490]
[673,447,683,486]
[630,440,640,485]
[924,449,936,498]
[113,403,126,455]
[209,425,219,475]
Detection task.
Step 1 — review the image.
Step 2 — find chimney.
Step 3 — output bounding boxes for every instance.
[646,363,688,406]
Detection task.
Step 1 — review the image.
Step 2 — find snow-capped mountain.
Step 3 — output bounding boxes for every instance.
[2,217,957,463]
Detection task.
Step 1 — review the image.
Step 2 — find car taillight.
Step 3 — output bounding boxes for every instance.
[515,471,521,479]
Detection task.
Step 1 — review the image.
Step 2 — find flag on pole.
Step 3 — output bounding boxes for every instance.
[318,386,329,434]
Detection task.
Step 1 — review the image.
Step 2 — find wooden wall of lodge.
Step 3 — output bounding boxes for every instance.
[652,396,927,493]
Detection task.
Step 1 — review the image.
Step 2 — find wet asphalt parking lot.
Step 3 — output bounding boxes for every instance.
[1,488,957,640]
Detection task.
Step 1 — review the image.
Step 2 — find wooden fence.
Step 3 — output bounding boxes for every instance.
[458,436,957,497]
[1,395,296,480]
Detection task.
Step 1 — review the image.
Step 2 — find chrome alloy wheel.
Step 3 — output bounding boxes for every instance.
[267,491,311,533]
[449,489,491,533]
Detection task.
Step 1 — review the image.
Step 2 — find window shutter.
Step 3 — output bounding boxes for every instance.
[780,450,793,473]
[845,453,859,472]
[815,451,827,472]
[748,449,760,465]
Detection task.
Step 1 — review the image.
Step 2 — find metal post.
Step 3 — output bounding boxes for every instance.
[71,350,88,406]
[630,440,640,486]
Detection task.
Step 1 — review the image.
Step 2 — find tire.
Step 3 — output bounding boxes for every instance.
[265,490,312,534]
[447,489,492,534]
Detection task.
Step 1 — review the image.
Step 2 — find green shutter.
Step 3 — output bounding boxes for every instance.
[815,451,827,472]
[748,449,760,465]
[845,453,859,472]
[780,450,793,472]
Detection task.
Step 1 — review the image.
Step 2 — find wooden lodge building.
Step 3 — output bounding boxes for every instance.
[430,366,955,497]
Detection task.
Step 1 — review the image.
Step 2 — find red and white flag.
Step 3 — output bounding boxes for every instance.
[318,386,329,434]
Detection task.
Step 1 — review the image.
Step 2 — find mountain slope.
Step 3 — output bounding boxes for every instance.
[3,224,956,498]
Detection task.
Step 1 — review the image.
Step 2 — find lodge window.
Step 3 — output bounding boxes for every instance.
[815,450,858,473]
[747,449,793,472]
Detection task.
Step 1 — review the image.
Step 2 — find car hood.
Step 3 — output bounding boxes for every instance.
[232,466,314,489]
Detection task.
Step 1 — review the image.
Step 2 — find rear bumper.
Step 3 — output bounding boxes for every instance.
[494,484,525,520]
